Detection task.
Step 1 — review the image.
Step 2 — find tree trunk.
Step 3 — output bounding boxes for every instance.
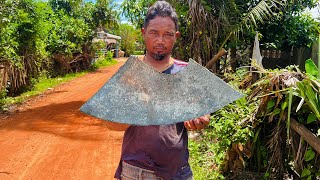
[230,48,237,71]
[205,48,227,70]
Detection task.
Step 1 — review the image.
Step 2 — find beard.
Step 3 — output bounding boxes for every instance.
[152,53,166,61]
[150,51,170,61]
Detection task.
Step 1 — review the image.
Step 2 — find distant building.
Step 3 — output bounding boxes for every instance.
[92,30,122,58]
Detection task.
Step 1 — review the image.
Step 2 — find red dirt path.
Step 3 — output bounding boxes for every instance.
[0,58,128,180]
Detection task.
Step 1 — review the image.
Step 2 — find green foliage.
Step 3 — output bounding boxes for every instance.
[92,41,107,52]
[190,59,320,178]
[92,0,119,29]
[114,23,139,56]
[296,79,320,120]
[90,51,116,70]
[49,0,74,14]
[189,140,224,179]
[46,11,92,55]
[189,97,258,178]
[0,1,20,63]
[305,58,320,78]
[249,61,320,177]
[259,1,319,49]
[0,0,119,97]
[121,0,285,65]
[0,54,117,111]
[121,0,317,66]
[121,0,156,28]
[206,97,256,163]
[304,148,315,162]
[189,72,258,177]
[285,14,319,48]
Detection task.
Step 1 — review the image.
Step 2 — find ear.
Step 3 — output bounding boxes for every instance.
[175,31,181,38]
[141,27,146,35]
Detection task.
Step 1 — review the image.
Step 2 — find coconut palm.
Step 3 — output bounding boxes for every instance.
[121,0,285,68]
[186,0,285,67]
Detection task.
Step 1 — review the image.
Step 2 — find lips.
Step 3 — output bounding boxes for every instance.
[154,46,166,51]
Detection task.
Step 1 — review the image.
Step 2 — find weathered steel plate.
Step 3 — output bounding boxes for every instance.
[80,56,243,125]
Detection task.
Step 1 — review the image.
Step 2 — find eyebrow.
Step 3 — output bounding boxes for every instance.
[148,29,175,34]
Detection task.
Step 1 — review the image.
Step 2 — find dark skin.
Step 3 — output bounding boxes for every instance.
[105,16,210,131]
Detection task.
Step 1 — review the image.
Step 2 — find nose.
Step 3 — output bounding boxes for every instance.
[155,35,165,44]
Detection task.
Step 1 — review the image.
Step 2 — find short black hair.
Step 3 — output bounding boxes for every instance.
[144,1,179,31]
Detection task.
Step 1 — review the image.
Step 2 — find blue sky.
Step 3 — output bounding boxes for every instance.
[306,5,320,20]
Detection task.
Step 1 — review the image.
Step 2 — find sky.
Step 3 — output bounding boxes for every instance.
[306,4,320,21]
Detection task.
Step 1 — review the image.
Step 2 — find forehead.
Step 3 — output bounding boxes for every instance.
[145,16,176,32]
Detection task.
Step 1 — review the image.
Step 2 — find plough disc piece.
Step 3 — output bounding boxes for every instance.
[80,56,243,126]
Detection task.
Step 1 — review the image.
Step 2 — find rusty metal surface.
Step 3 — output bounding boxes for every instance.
[80,56,243,126]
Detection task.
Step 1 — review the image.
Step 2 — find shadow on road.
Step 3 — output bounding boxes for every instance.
[0,101,123,141]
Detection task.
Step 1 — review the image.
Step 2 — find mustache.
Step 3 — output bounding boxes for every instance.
[154,45,166,49]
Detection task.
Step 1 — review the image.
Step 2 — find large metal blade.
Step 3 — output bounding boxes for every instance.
[80,56,243,125]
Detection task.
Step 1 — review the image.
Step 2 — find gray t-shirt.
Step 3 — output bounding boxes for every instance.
[114,60,192,180]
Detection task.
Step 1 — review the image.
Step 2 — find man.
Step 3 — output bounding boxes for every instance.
[110,1,210,179]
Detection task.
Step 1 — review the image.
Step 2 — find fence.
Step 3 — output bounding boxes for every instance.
[261,42,319,70]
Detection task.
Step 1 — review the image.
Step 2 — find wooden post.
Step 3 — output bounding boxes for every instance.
[205,48,227,70]
[290,118,320,154]
[230,48,237,71]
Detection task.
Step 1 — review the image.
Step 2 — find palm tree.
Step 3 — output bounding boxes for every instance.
[186,0,285,68]
[121,0,285,68]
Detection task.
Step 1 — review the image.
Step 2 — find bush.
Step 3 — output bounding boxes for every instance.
[90,51,116,70]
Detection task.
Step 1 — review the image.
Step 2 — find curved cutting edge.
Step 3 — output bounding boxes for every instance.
[80,56,243,125]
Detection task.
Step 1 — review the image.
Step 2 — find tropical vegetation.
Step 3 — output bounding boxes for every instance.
[0,0,119,107]
[121,0,320,178]
[1,0,319,178]
[189,59,320,179]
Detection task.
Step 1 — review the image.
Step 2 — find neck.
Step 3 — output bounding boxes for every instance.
[143,53,174,72]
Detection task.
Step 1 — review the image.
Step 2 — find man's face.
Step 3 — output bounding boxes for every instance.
[142,16,180,61]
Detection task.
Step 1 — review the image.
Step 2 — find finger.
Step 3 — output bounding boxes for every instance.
[184,121,191,130]
[188,121,196,130]
[193,118,203,130]
[199,116,210,126]
[190,119,200,130]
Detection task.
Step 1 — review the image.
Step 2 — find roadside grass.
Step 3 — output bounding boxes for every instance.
[189,140,213,179]
[0,58,118,111]
[189,139,224,179]
[90,57,118,70]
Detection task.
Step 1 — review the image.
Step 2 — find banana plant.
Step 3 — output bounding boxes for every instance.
[295,59,320,121]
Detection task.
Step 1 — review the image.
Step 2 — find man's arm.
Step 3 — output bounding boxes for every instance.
[104,121,130,131]
[184,114,210,130]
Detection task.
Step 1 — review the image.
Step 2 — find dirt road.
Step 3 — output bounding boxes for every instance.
[0,58,127,180]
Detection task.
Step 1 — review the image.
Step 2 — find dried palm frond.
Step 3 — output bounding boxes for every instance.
[246,65,319,178]
[267,124,285,177]
[250,70,304,117]
[187,0,219,65]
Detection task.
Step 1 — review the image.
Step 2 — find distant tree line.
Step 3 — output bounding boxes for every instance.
[121,0,319,69]
[0,0,119,96]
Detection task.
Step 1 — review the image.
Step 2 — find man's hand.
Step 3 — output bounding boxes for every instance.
[184,114,210,130]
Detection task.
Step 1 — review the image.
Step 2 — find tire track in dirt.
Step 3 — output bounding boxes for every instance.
[0,59,127,180]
